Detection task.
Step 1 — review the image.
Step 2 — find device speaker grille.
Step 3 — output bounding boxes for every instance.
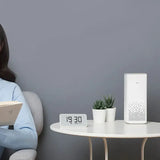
[128,102,145,121]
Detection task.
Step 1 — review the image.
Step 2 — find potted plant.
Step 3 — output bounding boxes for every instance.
[104,96,116,122]
[92,100,106,123]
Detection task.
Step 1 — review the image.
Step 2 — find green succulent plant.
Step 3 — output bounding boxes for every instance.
[104,96,115,108]
[93,100,105,110]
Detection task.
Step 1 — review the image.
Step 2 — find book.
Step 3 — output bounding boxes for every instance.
[0,101,22,126]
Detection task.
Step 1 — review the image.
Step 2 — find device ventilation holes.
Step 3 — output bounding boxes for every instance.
[128,102,145,121]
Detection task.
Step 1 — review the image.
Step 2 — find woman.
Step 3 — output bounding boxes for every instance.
[0,24,37,158]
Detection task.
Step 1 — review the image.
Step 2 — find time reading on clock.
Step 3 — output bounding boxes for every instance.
[66,116,82,124]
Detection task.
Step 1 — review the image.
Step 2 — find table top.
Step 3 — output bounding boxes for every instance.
[50,120,160,138]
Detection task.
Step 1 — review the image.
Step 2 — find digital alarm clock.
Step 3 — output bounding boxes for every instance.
[59,114,87,127]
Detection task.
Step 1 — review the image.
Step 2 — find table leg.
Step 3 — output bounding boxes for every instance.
[102,138,108,160]
[88,137,93,160]
[141,138,148,160]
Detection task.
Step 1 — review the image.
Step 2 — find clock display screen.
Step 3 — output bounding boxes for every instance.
[60,114,87,127]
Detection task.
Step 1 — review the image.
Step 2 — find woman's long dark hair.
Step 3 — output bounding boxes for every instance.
[0,24,16,82]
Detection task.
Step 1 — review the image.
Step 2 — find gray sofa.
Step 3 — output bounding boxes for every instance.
[2,91,43,160]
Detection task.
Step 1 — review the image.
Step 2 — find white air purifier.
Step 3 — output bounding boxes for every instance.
[124,73,147,124]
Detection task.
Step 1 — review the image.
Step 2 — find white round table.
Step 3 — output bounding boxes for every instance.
[50,120,160,160]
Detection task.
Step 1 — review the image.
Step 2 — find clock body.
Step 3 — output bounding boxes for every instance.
[59,114,87,127]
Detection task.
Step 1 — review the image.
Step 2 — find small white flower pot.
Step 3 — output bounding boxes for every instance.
[92,109,106,123]
[106,107,116,122]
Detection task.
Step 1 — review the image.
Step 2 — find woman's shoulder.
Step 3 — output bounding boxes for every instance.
[0,78,21,100]
[0,78,19,88]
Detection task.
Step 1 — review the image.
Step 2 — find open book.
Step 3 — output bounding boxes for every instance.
[0,101,22,126]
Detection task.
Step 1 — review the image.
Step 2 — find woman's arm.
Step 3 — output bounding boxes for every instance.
[0,84,38,150]
[0,127,37,150]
